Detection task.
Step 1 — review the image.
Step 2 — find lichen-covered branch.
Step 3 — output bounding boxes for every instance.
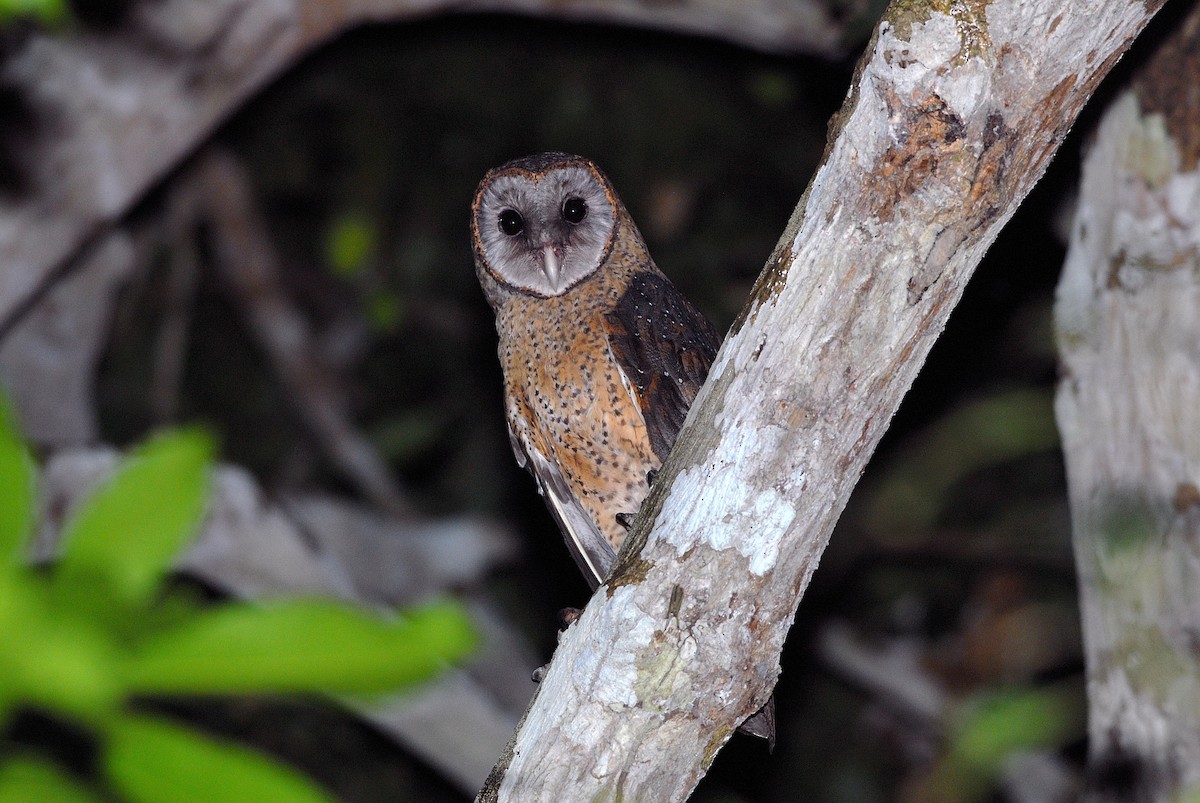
[1054,7,1200,800]
[479,0,1164,799]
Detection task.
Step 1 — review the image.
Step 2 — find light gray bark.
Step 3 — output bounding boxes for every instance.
[0,231,134,445]
[479,0,1165,799]
[1055,7,1200,800]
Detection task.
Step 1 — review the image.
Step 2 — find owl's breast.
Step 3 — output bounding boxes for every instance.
[501,296,658,550]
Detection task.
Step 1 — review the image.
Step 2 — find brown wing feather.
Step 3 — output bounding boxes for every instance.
[604,272,721,461]
[507,417,616,589]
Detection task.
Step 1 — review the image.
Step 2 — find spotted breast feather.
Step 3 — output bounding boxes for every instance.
[506,270,721,590]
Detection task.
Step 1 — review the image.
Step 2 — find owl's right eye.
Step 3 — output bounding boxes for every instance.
[561,197,588,224]
[498,209,524,236]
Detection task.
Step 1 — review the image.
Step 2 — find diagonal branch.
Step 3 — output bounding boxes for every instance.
[478,0,1165,799]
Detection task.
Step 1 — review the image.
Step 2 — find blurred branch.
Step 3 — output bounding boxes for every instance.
[0,0,854,345]
[820,583,1083,803]
[819,621,946,725]
[150,178,204,425]
[190,147,408,513]
[478,0,1163,799]
[0,229,136,447]
[1054,5,1200,800]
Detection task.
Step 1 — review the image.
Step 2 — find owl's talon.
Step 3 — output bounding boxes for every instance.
[557,606,582,631]
[615,512,634,531]
[646,468,659,486]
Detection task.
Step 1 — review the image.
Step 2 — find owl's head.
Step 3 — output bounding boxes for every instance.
[471,153,620,298]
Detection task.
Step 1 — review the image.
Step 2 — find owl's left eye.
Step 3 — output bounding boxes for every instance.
[561,197,588,225]
[498,209,524,236]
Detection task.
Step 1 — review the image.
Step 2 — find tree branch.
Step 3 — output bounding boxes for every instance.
[479,0,1165,799]
[1054,5,1200,799]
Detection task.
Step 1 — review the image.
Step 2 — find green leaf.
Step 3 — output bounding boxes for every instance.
[864,389,1060,536]
[124,599,476,695]
[0,0,68,26]
[746,70,796,110]
[924,684,1084,802]
[1178,785,1200,803]
[53,429,213,610]
[367,291,404,333]
[0,574,122,723]
[950,684,1083,774]
[0,757,99,803]
[104,714,330,803]
[0,395,36,567]
[325,213,375,278]
[369,410,444,460]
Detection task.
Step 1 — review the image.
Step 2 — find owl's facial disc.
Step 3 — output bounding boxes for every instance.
[474,163,617,297]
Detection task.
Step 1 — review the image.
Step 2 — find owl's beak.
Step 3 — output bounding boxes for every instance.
[541,244,561,288]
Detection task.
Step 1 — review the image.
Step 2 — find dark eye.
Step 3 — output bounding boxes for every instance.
[561,197,588,224]
[498,209,524,236]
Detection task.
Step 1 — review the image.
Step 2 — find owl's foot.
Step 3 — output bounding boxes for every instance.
[557,607,582,630]
[646,468,659,486]
[532,607,584,684]
[615,512,635,531]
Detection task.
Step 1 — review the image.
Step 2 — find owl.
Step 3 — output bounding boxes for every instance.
[471,152,719,587]
[471,153,773,745]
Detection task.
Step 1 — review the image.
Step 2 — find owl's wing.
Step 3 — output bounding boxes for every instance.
[508,424,616,589]
[604,271,722,461]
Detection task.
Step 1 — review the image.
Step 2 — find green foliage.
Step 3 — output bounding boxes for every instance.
[0,408,477,801]
[0,397,35,567]
[951,684,1082,771]
[104,716,330,803]
[125,599,476,695]
[863,389,1061,537]
[1179,785,1200,803]
[369,410,445,462]
[0,0,66,26]
[926,683,1085,802]
[0,757,98,803]
[325,213,377,278]
[52,430,212,617]
[367,291,404,333]
[745,70,797,111]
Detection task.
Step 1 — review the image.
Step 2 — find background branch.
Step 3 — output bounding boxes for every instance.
[1055,5,1200,799]
[195,147,409,514]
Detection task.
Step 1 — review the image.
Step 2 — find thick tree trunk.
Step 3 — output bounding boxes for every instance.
[478,0,1165,799]
[1055,7,1200,801]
